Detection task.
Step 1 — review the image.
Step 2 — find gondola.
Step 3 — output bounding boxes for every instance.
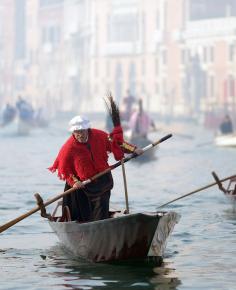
[48,203,180,264]
[124,129,157,161]
[214,133,236,147]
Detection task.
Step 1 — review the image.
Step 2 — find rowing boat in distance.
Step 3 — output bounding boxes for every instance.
[124,129,157,162]
[214,133,236,147]
[48,204,180,264]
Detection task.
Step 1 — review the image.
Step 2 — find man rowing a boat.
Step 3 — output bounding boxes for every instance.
[129,98,156,139]
[49,115,142,222]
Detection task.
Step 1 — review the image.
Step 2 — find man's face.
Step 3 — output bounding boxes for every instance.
[73,129,88,143]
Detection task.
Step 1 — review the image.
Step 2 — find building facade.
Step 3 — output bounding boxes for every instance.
[1,0,236,120]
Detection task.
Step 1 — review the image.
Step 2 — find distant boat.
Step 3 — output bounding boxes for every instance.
[0,105,49,136]
[49,207,180,264]
[124,129,157,161]
[215,133,236,147]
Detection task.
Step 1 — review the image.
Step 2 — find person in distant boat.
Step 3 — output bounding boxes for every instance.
[16,95,34,122]
[49,115,143,222]
[1,103,16,125]
[121,89,136,122]
[129,99,156,139]
[219,114,233,135]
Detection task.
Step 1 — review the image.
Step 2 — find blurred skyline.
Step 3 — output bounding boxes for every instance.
[0,0,236,124]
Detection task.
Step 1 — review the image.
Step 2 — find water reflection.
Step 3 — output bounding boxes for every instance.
[37,246,181,290]
[223,207,236,224]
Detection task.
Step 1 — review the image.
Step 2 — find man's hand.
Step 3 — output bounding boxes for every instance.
[73,181,85,189]
[134,148,143,155]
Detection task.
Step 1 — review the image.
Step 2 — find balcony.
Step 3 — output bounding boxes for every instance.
[183,17,236,40]
[105,42,142,56]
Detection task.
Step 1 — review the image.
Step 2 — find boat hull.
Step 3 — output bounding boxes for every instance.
[130,136,157,161]
[215,134,236,147]
[49,211,180,263]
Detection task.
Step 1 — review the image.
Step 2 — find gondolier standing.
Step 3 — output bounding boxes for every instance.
[49,115,142,222]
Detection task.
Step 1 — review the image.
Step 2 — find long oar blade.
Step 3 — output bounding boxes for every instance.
[157,173,236,208]
[0,134,172,234]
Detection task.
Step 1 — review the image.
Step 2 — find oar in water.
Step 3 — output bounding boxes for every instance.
[0,134,172,234]
[157,173,236,208]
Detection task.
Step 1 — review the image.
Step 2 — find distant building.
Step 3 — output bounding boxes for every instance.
[1,0,236,119]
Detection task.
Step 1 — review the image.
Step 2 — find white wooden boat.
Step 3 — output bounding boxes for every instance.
[49,207,180,264]
[215,133,236,147]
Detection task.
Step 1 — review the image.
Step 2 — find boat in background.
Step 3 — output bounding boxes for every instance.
[124,129,157,161]
[0,101,49,136]
[48,202,180,264]
[212,171,236,202]
[0,104,17,127]
[214,133,236,147]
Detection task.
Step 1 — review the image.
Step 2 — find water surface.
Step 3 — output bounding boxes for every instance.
[0,119,235,289]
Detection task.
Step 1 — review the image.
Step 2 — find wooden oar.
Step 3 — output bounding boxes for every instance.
[0,134,172,234]
[157,173,236,208]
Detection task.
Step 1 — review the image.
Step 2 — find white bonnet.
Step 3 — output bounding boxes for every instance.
[69,115,91,132]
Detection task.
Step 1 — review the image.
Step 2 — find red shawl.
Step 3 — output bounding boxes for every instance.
[48,127,125,184]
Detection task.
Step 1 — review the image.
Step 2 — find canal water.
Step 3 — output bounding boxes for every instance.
[0,117,235,290]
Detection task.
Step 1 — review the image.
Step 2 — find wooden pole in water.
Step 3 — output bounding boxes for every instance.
[121,158,129,214]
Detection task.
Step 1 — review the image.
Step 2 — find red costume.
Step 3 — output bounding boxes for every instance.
[49,127,135,186]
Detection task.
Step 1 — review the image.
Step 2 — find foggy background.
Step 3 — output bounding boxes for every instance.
[0,2,236,289]
[0,0,236,127]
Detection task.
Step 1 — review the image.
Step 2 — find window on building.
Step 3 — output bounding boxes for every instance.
[162,78,167,97]
[141,83,146,94]
[155,59,159,75]
[181,49,186,64]
[210,75,214,97]
[41,26,61,45]
[155,83,159,94]
[115,63,123,104]
[15,75,25,90]
[108,13,139,42]
[203,47,207,63]
[162,50,167,65]
[106,61,110,76]
[189,0,236,20]
[39,0,63,7]
[229,44,235,62]
[94,61,99,77]
[229,75,235,97]
[129,62,136,96]
[210,46,214,62]
[156,10,160,30]
[15,0,26,59]
[94,84,99,95]
[141,59,146,76]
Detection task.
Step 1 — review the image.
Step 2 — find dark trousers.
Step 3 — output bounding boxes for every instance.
[63,173,113,222]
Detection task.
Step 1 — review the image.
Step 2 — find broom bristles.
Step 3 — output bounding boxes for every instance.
[104,93,121,127]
